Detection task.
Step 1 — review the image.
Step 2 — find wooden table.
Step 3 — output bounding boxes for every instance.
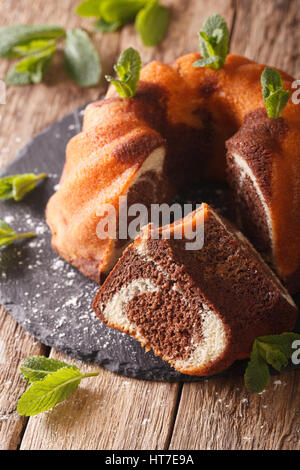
[1,0,300,451]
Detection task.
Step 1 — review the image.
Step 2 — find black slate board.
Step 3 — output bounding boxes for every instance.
[0,103,299,382]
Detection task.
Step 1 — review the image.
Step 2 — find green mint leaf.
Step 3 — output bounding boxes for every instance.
[0,25,65,58]
[135,0,169,47]
[0,220,35,247]
[257,333,300,359]
[20,356,78,383]
[100,0,147,24]
[244,341,270,393]
[11,39,56,58]
[256,342,288,372]
[194,14,229,70]
[193,55,221,68]
[64,28,101,87]
[76,0,102,17]
[17,367,83,416]
[106,47,141,97]
[0,172,47,200]
[94,18,121,32]
[6,67,32,86]
[261,67,290,119]
[105,75,132,97]
[18,359,99,416]
[244,333,300,393]
[6,46,55,86]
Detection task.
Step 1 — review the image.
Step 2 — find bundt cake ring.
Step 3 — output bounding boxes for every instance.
[46,14,300,296]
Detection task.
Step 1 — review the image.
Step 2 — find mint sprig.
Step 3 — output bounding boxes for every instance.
[75,0,169,46]
[261,67,290,119]
[105,47,141,98]
[0,220,35,247]
[20,356,78,383]
[0,25,65,58]
[0,24,101,87]
[64,29,101,87]
[193,14,229,70]
[244,333,300,393]
[18,356,99,416]
[135,0,169,47]
[0,172,47,201]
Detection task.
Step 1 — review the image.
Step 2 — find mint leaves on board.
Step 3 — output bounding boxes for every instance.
[0,172,47,201]
[261,67,290,119]
[0,25,65,58]
[106,47,141,97]
[193,14,229,70]
[18,356,99,416]
[0,24,101,87]
[76,0,169,46]
[64,29,101,87]
[0,220,35,247]
[135,0,169,47]
[244,333,300,393]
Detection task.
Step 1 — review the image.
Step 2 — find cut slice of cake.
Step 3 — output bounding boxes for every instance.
[226,108,300,293]
[93,204,298,376]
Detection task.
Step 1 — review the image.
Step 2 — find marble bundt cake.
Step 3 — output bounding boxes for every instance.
[93,204,298,376]
[46,52,300,291]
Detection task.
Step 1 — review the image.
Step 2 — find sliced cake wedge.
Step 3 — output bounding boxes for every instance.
[93,203,298,376]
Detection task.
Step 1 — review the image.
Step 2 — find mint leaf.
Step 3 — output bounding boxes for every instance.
[6,46,55,86]
[261,67,290,119]
[12,39,56,57]
[244,341,270,393]
[76,0,102,17]
[193,14,229,70]
[18,359,99,416]
[258,333,300,358]
[0,25,65,58]
[94,18,121,32]
[257,342,288,372]
[64,28,101,87]
[17,368,83,416]
[0,172,47,200]
[0,220,35,247]
[244,333,300,393]
[105,47,141,98]
[100,0,147,24]
[20,356,78,383]
[135,0,169,47]
[193,55,221,68]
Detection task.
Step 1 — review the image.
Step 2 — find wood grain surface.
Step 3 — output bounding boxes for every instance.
[0,0,299,450]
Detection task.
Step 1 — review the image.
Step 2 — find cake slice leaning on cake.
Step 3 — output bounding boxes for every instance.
[93,204,298,376]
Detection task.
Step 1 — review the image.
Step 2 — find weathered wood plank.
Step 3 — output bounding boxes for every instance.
[20,351,179,450]
[231,0,300,75]
[169,373,300,450]
[169,0,300,451]
[0,307,47,450]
